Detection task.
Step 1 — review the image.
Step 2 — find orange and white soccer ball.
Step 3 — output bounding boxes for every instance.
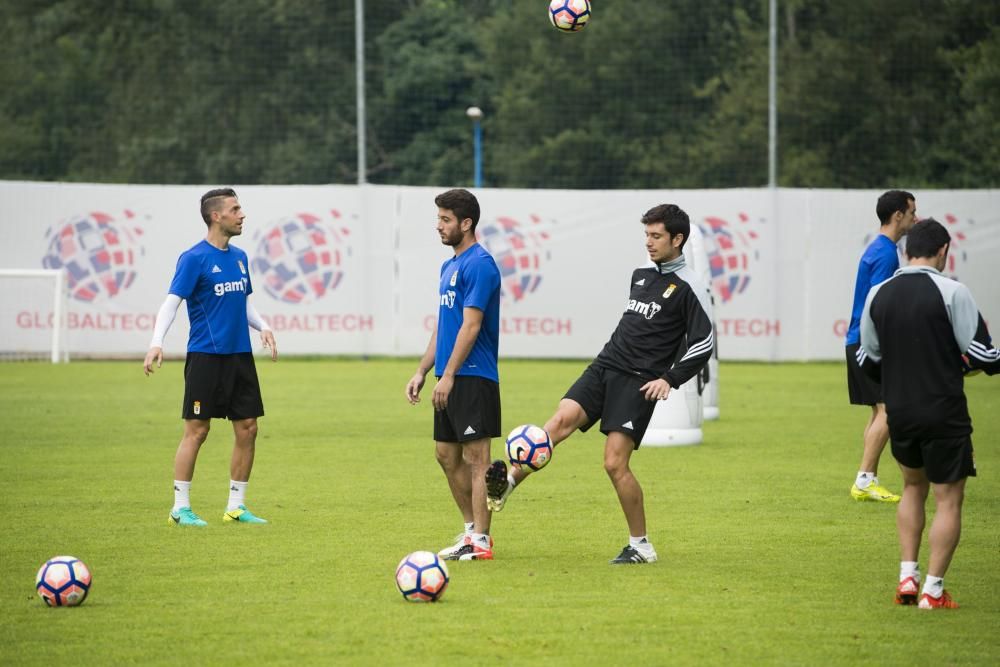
[548,0,591,33]
[506,424,553,471]
[395,551,449,602]
[36,556,92,607]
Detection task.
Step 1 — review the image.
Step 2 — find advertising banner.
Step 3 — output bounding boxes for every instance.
[1,182,996,361]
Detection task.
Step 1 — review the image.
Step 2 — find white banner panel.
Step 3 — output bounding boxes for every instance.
[1,182,997,360]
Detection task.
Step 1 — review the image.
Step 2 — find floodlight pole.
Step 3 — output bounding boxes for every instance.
[355,0,367,184]
[768,0,778,188]
[467,106,483,188]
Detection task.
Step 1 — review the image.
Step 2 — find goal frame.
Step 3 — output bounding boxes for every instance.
[0,268,70,363]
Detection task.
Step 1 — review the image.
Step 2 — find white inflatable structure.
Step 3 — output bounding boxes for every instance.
[642,223,718,447]
[687,223,720,421]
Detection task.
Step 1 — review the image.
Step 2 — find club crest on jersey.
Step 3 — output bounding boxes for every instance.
[449,270,458,287]
[626,299,661,320]
[662,283,677,299]
[238,260,246,275]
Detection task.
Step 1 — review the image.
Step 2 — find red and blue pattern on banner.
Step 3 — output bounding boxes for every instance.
[477,215,551,302]
[252,212,350,304]
[700,214,759,303]
[42,212,144,302]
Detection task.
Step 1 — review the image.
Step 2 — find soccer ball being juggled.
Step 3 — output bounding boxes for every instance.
[506,424,553,471]
[548,0,591,33]
[35,556,92,607]
[395,551,450,602]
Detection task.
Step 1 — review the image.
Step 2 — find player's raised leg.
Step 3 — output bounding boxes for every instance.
[486,399,587,512]
[169,419,210,527]
[223,417,268,524]
[604,433,657,564]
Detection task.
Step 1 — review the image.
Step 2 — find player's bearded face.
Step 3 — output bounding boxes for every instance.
[436,209,465,246]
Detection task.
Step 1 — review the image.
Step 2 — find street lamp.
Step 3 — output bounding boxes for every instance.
[466,106,483,188]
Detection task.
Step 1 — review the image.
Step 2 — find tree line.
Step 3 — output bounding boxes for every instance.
[1,0,997,188]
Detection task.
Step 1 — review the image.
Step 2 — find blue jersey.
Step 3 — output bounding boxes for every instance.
[435,243,501,382]
[168,240,253,354]
[845,234,898,345]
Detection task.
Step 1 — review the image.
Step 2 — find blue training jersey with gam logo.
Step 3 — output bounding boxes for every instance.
[845,234,899,346]
[168,240,253,354]
[435,243,501,382]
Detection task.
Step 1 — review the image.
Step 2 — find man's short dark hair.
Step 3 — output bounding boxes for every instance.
[200,187,238,226]
[876,190,915,225]
[641,204,690,250]
[905,218,951,260]
[434,189,480,231]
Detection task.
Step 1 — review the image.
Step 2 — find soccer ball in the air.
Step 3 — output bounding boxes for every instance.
[36,556,92,607]
[506,424,553,471]
[395,551,450,602]
[548,0,591,33]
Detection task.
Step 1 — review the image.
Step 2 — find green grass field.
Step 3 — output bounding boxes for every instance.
[1,359,998,665]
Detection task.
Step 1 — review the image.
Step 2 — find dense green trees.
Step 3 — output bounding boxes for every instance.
[1,0,996,187]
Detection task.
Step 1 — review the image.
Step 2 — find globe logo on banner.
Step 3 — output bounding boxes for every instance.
[251,211,352,304]
[477,215,552,302]
[41,211,145,302]
[699,213,761,303]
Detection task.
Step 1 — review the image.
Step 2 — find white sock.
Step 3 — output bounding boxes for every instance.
[173,480,191,512]
[629,535,653,552]
[464,521,475,535]
[227,480,248,512]
[501,473,518,501]
[900,561,920,582]
[856,472,876,488]
[922,575,944,598]
[471,532,490,548]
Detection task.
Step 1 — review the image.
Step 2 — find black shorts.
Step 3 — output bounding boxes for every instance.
[564,364,656,449]
[892,435,977,484]
[433,375,501,443]
[846,343,881,406]
[182,352,264,421]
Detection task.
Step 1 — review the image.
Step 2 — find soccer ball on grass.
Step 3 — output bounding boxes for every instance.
[36,556,92,607]
[548,0,591,33]
[395,551,450,602]
[506,424,553,471]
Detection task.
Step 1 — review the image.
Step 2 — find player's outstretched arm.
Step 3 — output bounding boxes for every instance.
[144,294,182,376]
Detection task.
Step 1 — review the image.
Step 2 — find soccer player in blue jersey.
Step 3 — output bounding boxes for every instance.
[143,188,277,527]
[405,189,502,561]
[844,190,916,502]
